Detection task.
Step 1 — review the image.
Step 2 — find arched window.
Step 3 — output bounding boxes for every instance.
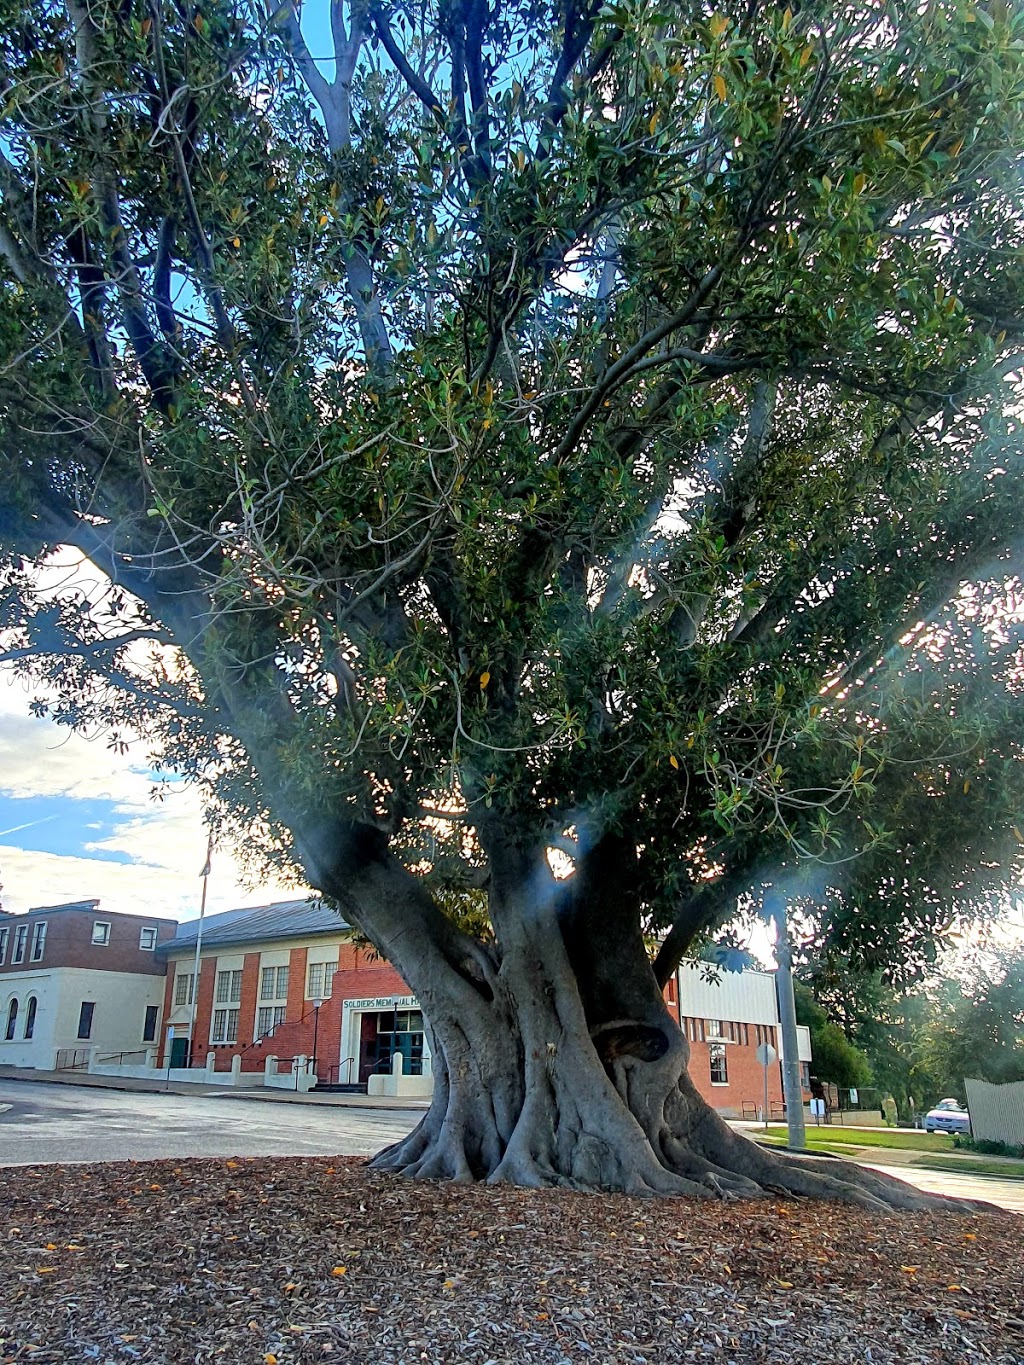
[4,998,18,1041]
[24,996,37,1040]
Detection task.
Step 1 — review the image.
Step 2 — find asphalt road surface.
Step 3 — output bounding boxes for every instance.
[0,1079,419,1166]
[2,1082,1022,1214]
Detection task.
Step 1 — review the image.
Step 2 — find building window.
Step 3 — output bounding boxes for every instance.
[215,970,242,1005]
[260,965,289,1001]
[24,996,37,1040]
[256,1005,287,1037]
[0,927,7,963]
[4,998,18,1041]
[143,1005,159,1042]
[30,922,47,962]
[174,972,195,1007]
[709,1042,728,1085]
[91,921,111,946]
[77,1002,95,1039]
[706,1018,722,1038]
[211,1009,239,1044]
[139,927,158,951]
[306,961,337,1000]
[12,925,28,965]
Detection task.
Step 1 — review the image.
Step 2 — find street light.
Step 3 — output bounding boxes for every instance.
[311,998,324,1084]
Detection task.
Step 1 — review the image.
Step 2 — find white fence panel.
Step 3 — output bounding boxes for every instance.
[965,1077,1024,1146]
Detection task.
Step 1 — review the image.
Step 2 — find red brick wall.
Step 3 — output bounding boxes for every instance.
[161,944,411,1078]
[678,1014,783,1117]
[0,909,176,977]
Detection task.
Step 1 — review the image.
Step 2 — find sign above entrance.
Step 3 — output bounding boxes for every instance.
[343,995,418,1011]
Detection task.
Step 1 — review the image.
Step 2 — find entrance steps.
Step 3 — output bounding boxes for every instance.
[312,1082,368,1095]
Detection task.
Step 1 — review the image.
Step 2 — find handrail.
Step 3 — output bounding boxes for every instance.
[236,998,328,1062]
[54,1047,90,1071]
[325,1057,358,1086]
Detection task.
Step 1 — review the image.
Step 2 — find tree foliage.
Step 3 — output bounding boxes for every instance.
[794,982,872,1089]
[1,0,1024,1198]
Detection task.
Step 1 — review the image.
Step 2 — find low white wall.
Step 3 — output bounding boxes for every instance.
[263,1054,317,1092]
[368,1072,433,1098]
[366,1051,433,1098]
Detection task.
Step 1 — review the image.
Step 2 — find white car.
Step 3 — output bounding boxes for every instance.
[924,1099,971,1134]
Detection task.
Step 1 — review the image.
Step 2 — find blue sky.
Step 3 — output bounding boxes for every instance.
[0,645,300,922]
[0,794,135,864]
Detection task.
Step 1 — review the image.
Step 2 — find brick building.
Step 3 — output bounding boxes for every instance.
[0,900,177,1070]
[157,899,417,1085]
[157,896,810,1113]
[665,959,812,1118]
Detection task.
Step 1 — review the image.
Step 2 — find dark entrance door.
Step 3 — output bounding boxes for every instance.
[169,1036,190,1068]
[358,1008,424,1083]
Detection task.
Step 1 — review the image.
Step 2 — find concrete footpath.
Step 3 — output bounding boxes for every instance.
[0,1064,429,1110]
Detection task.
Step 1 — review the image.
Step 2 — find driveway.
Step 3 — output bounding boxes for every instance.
[0,1078,419,1166]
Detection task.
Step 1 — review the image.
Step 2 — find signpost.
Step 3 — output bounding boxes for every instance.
[755,1041,778,1128]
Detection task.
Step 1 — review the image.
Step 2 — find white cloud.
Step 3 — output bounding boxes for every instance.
[0,843,299,922]
[0,672,306,923]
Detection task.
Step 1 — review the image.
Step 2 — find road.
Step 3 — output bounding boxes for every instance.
[1,1082,1022,1214]
[0,1079,419,1166]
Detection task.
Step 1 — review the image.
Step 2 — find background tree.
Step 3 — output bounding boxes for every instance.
[793,983,872,1091]
[801,944,1024,1116]
[1,0,1023,1204]
[918,948,1024,1100]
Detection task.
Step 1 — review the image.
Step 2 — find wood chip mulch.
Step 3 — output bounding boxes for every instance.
[1,1157,1022,1364]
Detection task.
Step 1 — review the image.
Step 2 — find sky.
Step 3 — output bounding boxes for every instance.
[0,672,303,924]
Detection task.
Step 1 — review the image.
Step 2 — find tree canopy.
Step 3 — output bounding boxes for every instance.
[1,0,1023,1202]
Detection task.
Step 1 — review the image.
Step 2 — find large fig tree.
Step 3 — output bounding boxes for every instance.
[2,0,1023,1205]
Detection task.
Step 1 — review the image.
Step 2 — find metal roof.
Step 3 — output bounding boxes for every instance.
[159,897,349,953]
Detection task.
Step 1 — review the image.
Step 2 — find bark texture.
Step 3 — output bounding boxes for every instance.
[314,823,956,1211]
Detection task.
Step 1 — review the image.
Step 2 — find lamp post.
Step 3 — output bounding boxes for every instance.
[311,998,323,1084]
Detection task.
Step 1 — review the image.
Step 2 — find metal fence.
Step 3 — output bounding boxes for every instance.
[965,1077,1024,1145]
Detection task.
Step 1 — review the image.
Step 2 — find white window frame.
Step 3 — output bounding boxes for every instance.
[91,921,111,946]
[142,1005,159,1042]
[306,960,337,1001]
[210,1008,239,1044]
[139,926,158,951]
[709,1041,729,1086]
[12,925,28,965]
[256,1004,287,1037]
[174,972,195,1007]
[215,969,242,1005]
[30,922,47,962]
[259,965,289,1002]
[0,926,8,964]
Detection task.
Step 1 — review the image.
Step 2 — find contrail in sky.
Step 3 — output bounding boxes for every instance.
[0,814,60,839]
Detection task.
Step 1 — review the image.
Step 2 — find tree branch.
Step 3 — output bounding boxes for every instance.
[0,627,175,666]
[653,869,754,989]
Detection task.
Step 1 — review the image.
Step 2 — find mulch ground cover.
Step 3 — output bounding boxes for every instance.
[1,1157,1022,1365]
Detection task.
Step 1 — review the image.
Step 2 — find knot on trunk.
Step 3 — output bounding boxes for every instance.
[591,1021,669,1064]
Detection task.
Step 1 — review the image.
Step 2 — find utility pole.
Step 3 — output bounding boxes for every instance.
[772,899,807,1152]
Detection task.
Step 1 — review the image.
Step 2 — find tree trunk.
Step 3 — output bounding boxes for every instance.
[363,831,950,1211]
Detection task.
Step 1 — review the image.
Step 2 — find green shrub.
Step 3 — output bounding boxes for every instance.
[952,1134,1024,1158]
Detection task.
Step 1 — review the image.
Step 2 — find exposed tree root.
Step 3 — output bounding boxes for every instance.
[371,1054,978,1211]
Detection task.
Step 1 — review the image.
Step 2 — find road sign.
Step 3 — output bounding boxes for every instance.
[755,1043,777,1066]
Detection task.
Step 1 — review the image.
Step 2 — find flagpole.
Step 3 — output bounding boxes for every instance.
[187,830,213,1069]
